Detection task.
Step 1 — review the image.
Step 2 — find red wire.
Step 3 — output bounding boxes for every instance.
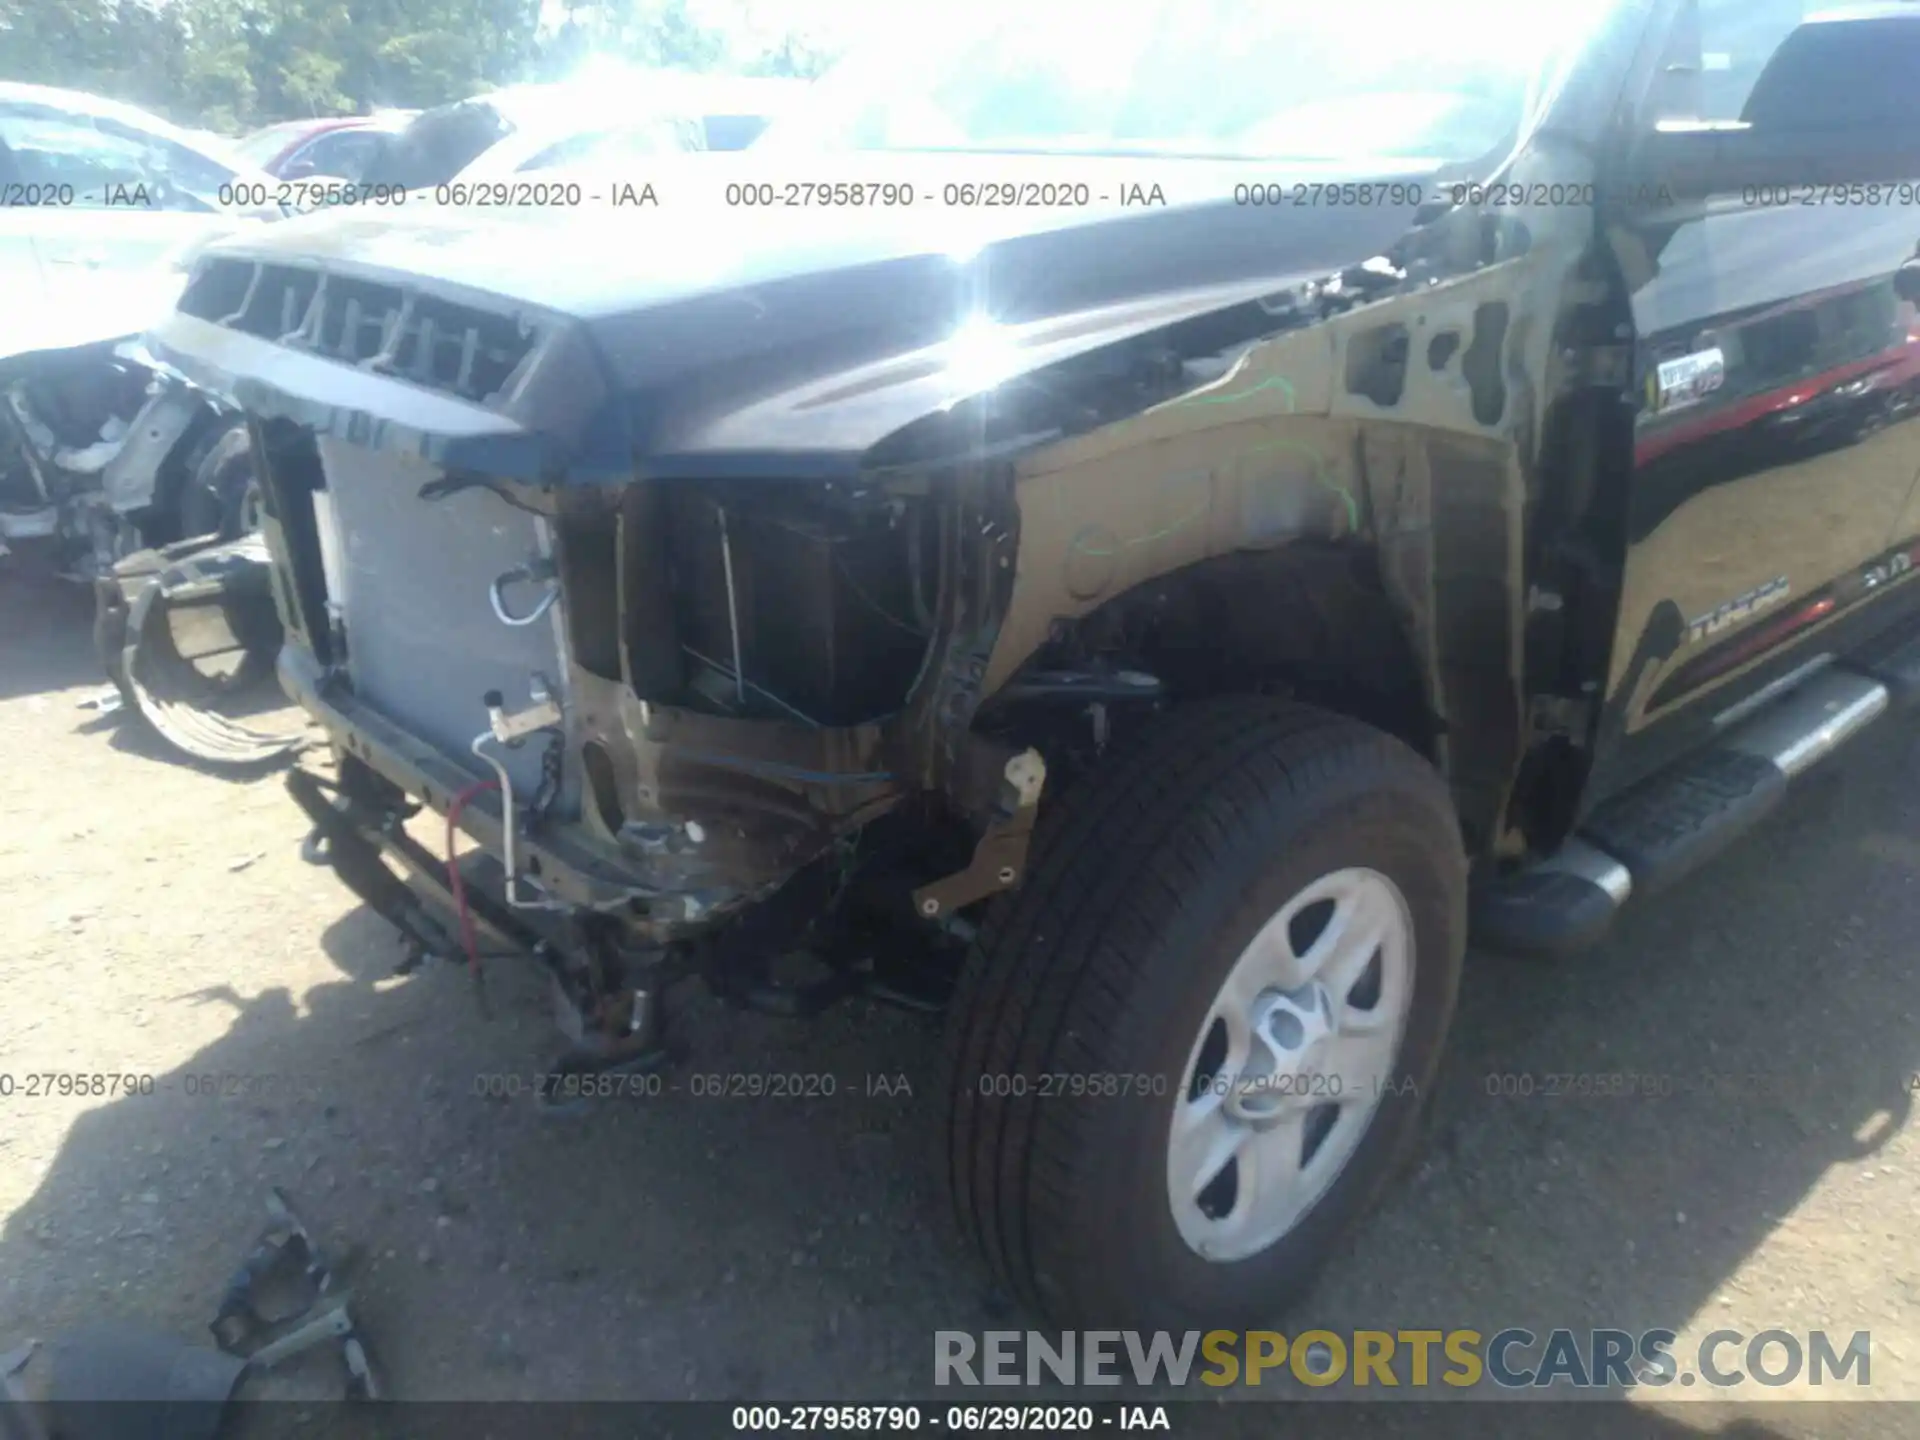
[446,778,499,981]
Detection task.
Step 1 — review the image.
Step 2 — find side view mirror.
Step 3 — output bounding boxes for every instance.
[1628,11,1920,204]
[1896,260,1920,306]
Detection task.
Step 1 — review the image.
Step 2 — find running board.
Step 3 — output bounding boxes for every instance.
[1473,664,1890,957]
[1853,623,1920,706]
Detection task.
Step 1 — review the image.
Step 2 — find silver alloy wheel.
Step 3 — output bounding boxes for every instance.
[1167,866,1415,1262]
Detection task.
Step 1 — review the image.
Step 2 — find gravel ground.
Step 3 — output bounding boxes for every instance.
[1,563,1917,1438]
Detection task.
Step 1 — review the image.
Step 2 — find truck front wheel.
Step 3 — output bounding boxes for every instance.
[943,699,1466,1329]
[176,423,261,543]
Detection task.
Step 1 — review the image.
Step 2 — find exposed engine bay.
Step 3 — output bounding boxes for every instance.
[272,441,1058,1075]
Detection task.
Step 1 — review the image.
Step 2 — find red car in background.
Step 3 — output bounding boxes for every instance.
[231,111,415,180]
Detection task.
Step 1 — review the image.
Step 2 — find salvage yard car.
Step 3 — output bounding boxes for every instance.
[231,112,418,183]
[355,74,800,198]
[448,73,810,180]
[145,0,1920,1328]
[0,82,284,566]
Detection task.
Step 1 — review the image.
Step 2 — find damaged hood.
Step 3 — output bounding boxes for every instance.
[151,157,1443,481]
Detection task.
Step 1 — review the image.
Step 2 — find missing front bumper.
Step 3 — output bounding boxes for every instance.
[278,641,747,937]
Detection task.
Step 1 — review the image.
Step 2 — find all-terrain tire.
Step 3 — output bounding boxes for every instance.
[943,698,1467,1329]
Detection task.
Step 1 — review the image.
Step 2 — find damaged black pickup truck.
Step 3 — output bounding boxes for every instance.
[146,0,1920,1328]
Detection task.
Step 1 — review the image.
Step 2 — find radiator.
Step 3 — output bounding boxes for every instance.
[315,435,564,796]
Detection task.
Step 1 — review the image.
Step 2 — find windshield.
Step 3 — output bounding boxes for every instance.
[232,123,301,167]
[519,115,707,171]
[756,0,1613,162]
[0,103,242,208]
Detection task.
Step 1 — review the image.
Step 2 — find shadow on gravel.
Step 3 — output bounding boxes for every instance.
[0,669,1914,1428]
[1390,719,1919,1345]
[1,559,301,783]
[95,714,303,786]
[0,563,101,702]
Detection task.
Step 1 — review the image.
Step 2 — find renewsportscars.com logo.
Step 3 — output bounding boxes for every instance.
[933,1328,1873,1392]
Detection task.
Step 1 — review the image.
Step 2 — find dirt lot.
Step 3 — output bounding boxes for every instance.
[2,562,1918,1434]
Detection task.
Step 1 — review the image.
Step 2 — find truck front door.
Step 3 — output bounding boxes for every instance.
[1591,0,1920,798]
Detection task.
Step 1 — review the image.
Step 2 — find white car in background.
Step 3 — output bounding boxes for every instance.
[447,73,814,181]
[346,74,812,196]
[0,82,282,355]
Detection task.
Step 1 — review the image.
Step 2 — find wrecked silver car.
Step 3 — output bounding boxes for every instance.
[144,0,1920,1328]
[0,82,287,567]
[0,304,249,570]
[0,85,313,765]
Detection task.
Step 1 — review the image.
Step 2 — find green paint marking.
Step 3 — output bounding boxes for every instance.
[1060,467,1213,557]
[1237,439,1362,532]
[1170,374,1299,413]
[1067,498,1214,557]
[1049,376,1364,569]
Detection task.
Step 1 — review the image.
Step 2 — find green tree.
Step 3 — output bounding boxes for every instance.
[1,0,195,115]
[2,0,842,131]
